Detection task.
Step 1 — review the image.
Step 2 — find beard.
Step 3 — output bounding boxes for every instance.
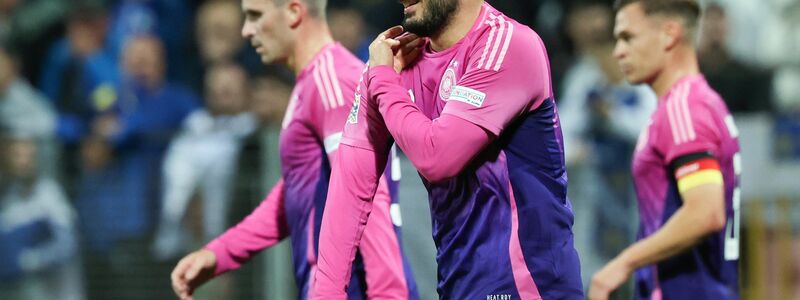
[402,0,459,37]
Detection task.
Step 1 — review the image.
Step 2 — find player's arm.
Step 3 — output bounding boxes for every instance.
[312,45,395,298]
[171,179,289,300]
[310,67,411,298]
[589,153,726,300]
[368,26,545,182]
[313,142,391,300]
[369,65,490,182]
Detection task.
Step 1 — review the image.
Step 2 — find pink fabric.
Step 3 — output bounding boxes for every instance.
[632,74,739,237]
[438,24,552,137]
[315,4,555,297]
[207,43,411,298]
[653,75,723,163]
[507,181,541,299]
[205,179,288,275]
[359,177,409,299]
[312,143,388,300]
[369,66,491,182]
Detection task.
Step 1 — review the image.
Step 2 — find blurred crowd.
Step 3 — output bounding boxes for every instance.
[0,0,797,299]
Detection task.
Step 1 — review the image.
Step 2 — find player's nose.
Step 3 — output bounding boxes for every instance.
[242,22,255,39]
[612,41,625,60]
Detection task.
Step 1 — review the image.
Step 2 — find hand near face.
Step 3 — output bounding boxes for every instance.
[368,26,423,73]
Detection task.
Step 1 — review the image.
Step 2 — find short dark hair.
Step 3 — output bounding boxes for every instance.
[273,0,327,18]
[614,0,701,29]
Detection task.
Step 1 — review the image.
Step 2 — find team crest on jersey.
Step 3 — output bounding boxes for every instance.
[439,60,459,100]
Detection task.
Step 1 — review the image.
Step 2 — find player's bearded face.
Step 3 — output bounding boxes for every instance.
[401,0,459,37]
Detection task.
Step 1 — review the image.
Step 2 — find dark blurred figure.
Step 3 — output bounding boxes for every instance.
[3,0,71,82]
[698,3,772,113]
[0,135,84,300]
[153,62,256,261]
[196,0,244,66]
[328,8,369,61]
[0,47,57,174]
[250,75,292,127]
[190,0,261,91]
[0,0,18,43]
[37,2,119,195]
[105,0,195,84]
[75,35,197,300]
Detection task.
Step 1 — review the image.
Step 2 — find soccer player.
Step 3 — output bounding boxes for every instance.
[169,0,418,299]
[588,1,741,299]
[313,0,584,299]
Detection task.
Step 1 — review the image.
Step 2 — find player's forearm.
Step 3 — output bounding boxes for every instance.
[618,203,722,270]
[313,143,388,299]
[205,179,289,275]
[369,66,488,181]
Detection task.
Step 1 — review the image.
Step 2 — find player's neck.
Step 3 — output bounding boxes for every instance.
[429,0,483,52]
[651,46,700,99]
[288,20,335,76]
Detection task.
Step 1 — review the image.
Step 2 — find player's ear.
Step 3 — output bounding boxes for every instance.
[285,0,304,29]
[661,19,683,51]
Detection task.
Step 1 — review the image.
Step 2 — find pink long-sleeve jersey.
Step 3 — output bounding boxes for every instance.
[314,4,583,300]
[205,43,418,300]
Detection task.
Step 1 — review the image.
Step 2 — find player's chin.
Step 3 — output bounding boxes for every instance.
[259,54,274,64]
[623,73,646,85]
[403,14,423,27]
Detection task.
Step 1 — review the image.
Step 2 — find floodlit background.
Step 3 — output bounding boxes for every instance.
[0,0,798,299]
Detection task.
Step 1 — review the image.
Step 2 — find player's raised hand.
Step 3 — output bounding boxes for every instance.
[368,26,404,69]
[392,32,422,73]
[170,249,217,300]
[588,257,633,300]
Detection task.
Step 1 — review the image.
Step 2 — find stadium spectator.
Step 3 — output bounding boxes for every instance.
[698,3,772,113]
[0,135,84,300]
[37,2,118,193]
[153,62,257,260]
[75,34,197,300]
[189,0,262,91]
[0,47,57,174]
[328,8,370,61]
[249,75,292,127]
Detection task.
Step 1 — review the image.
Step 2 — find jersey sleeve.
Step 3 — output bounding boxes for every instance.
[312,142,390,300]
[306,61,359,162]
[339,65,393,152]
[656,95,722,164]
[205,179,289,275]
[441,23,552,136]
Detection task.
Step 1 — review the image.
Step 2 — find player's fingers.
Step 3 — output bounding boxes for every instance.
[184,259,204,281]
[172,256,192,280]
[384,38,401,47]
[395,32,419,46]
[171,259,191,290]
[588,284,609,300]
[379,25,404,40]
[403,45,423,61]
[400,38,423,55]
